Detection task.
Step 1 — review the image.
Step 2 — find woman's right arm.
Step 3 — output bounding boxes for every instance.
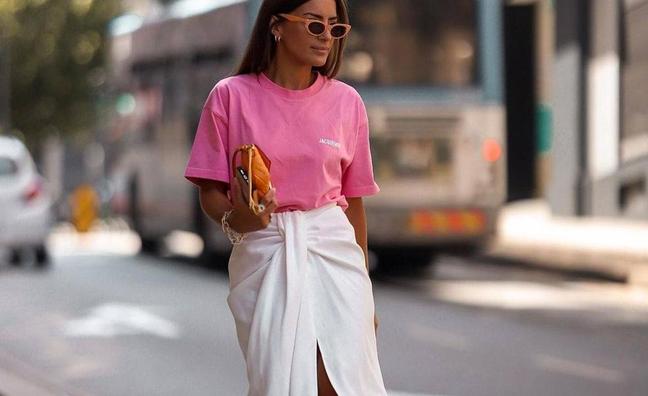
[197,177,278,233]
[197,180,232,224]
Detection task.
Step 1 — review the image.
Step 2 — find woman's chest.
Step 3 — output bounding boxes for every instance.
[231,99,356,170]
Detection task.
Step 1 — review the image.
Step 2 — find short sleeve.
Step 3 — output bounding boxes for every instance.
[184,85,230,184]
[341,100,380,197]
[184,105,230,187]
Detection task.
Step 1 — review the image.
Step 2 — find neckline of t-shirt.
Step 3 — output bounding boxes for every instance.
[257,71,325,100]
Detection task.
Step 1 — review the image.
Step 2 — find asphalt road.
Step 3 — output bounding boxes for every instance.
[0,231,647,396]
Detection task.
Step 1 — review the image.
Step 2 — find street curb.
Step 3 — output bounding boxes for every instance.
[484,241,648,286]
[490,199,648,288]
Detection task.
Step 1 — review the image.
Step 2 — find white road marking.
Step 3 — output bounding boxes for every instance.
[63,303,180,339]
[533,354,625,383]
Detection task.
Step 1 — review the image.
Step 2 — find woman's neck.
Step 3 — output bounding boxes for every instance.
[264,59,316,90]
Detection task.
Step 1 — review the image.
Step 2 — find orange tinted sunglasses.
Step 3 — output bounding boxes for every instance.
[277,13,351,39]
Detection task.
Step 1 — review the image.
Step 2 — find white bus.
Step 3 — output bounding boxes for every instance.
[106,0,506,271]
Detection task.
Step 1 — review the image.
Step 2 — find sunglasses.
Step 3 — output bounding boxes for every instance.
[277,13,351,39]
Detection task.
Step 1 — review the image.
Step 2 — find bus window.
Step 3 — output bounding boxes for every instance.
[340,0,478,87]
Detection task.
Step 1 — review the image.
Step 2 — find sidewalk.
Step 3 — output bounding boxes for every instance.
[486,200,648,286]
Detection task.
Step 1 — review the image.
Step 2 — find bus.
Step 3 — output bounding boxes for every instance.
[106,0,506,270]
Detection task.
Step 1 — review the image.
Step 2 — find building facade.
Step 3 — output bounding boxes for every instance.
[548,0,648,220]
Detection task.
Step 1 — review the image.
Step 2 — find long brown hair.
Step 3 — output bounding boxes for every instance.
[235,0,349,78]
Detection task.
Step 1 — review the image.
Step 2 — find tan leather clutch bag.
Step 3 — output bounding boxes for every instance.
[231,144,273,214]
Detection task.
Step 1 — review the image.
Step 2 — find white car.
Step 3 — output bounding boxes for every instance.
[0,136,53,267]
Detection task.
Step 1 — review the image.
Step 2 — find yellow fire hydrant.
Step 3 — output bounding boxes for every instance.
[70,184,98,233]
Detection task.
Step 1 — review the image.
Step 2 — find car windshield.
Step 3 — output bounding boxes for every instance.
[0,157,18,176]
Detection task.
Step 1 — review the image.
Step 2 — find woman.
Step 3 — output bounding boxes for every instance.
[184,0,387,394]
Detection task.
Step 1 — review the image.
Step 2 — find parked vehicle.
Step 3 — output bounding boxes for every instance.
[0,136,53,267]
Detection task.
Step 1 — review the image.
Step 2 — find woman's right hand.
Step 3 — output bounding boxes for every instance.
[227,172,278,233]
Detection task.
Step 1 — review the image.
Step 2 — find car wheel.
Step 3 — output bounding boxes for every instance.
[9,248,21,266]
[35,245,50,268]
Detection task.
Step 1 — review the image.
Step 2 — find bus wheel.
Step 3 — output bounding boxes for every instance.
[9,248,22,266]
[128,177,142,233]
[370,246,435,276]
[129,177,160,255]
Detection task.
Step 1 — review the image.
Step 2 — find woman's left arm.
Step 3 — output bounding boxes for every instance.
[344,197,370,272]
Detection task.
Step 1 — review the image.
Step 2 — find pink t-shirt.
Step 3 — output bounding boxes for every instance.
[184,71,380,212]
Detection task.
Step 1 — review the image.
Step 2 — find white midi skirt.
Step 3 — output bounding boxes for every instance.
[226,202,388,396]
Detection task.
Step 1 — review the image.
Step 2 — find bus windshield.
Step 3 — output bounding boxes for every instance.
[339,0,478,88]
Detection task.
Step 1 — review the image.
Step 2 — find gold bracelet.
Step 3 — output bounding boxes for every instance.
[221,209,247,244]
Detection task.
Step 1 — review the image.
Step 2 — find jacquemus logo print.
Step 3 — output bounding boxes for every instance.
[319,137,341,149]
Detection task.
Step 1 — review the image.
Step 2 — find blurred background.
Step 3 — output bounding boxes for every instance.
[0,0,647,395]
